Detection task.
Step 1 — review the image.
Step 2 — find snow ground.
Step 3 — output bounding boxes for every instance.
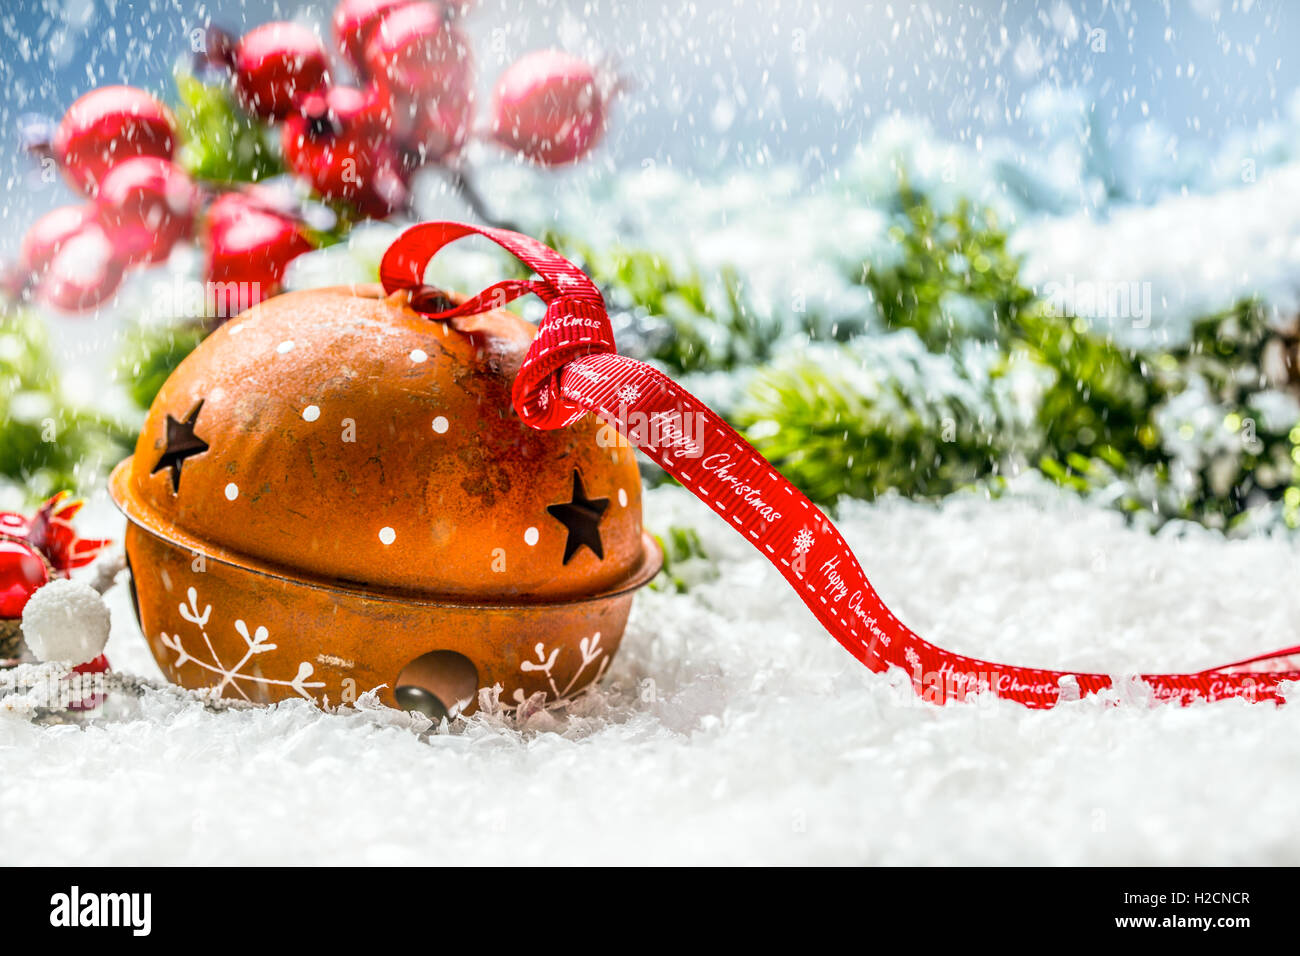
[3,481,1299,866]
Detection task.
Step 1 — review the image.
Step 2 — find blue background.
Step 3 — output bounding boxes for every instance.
[1,0,1296,256]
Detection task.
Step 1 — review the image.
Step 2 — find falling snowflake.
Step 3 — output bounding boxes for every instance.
[793,528,815,555]
[617,384,641,406]
[158,586,325,701]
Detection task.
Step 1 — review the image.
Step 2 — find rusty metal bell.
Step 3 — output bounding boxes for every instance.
[109,284,660,716]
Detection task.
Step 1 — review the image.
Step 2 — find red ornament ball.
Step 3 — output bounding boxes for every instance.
[0,513,30,539]
[0,540,49,619]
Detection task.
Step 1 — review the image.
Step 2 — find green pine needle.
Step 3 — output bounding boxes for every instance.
[0,309,134,499]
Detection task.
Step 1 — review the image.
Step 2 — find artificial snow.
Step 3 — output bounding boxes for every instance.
[1017,161,1300,349]
[3,481,1299,865]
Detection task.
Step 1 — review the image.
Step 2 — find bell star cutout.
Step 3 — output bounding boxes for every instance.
[547,469,610,564]
[152,399,210,493]
[380,220,1300,711]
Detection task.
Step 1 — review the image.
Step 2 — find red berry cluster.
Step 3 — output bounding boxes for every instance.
[18,86,194,311]
[11,1,611,316]
[264,2,610,212]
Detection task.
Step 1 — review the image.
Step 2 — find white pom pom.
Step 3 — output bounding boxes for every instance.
[21,578,111,665]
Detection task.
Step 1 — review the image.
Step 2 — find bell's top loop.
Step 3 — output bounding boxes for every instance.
[380,221,616,430]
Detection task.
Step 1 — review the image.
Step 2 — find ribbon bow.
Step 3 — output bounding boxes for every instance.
[379,221,613,430]
[382,221,1300,709]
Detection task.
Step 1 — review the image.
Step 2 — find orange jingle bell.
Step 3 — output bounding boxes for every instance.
[109,283,661,717]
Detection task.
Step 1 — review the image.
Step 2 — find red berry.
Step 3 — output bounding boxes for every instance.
[363,1,474,161]
[282,86,386,198]
[491,50,606,166]
[20,204,99,280]
[206,185,296,228]
[233,22,330,120]
[22,204,126,311]
[280,86,410,217]
[96,157,199,266]
[349,149,410,218]
[364,2,460,94]
[404,55,474,162]
[333,0,414,78]
[205,194,314,307]
[35,221,125,313]
[53,86,176,196]
[0,540,48,619]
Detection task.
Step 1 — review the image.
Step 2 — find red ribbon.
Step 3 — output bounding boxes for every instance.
[381,221,1300,708]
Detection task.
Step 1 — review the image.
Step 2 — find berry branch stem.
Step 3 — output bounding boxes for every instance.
[443,165,517,232]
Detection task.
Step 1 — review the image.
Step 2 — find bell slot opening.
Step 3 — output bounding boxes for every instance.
[394,650,479,721]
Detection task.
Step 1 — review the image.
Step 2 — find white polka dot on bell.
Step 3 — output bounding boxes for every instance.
[618,488,628,507]
[524,527,539,546]
[302,405,320,422]
[225,483,239,501]
[276,340,295,354]
[432,416,449,434]
[379,527,396,545]
[410,349,428,363]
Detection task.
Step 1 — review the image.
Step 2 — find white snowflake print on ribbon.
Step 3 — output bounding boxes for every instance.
[537,389,549,409]
[617,384,641,406]
[793,528,815,555]
[514,630,610,705]
[158,586,325,701]
[904,647,921,671]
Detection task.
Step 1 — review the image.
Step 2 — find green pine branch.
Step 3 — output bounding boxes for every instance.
[528,231,780,375]
[0,309,135,499]
[116,319,211,411]
[737,336,1015,504]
